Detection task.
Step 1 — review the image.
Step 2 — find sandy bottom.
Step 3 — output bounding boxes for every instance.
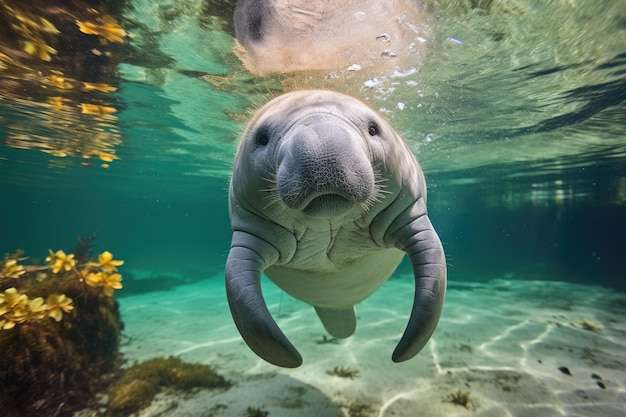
[98,273,626,416]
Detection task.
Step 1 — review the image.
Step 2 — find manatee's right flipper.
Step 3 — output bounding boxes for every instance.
[314,306,357,339]
[225,230,302,368]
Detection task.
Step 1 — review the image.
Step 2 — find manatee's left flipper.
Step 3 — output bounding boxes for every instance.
[225,230,302,368]
[314,306,357,339]
[386,198,447,362]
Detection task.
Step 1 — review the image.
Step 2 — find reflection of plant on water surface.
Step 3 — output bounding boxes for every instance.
[0,0,127,168]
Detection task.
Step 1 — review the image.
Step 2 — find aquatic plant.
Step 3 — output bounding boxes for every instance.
[316,334,340,344]
[1,258,26,279]
[342,402,372,417]
[45,293,74,321]
[0,287,74,329]
[73,232,97,264]
[0,239,125,417]
[579,319,603,332]
[246,406,270,417]
[448,390,471,409]
[46,249,77,273]
[0,245,123,332]
[83,271,123,296]
[327,365,360,379]
[45,247,125,297]
[107,356,232,416]
[94,250,125,272]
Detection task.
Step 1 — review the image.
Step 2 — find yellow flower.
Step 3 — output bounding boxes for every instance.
[0,288,29,330]
[97,251,124,272]
[0,316,17,330]
[0,287,27,311]
[49,96,65,109]
[2,259,25,279]
[76,16,126,43]
[23,38,57,61]
[80,251,124,296]
[80,103,117,117]
[82,82,117,92]
[45,74,73,89]
[45,294,74,322]
[82,270,122,296]
[82,270,103,288]
[24,297,48,320]
[101,272,123,296]
[46,249,77,273]
[98,152,117,163]
[37,16,60,34]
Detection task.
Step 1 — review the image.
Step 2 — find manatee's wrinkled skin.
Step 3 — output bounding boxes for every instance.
[233,0,428,75]
[226,90,446,367]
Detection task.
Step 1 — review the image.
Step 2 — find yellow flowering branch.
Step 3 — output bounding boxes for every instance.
[1,259,26,279]
[46,249,77,274]
[78,250,124,296]
[0,248,124,331]
[45,248,124,296]
[0,287,74,330]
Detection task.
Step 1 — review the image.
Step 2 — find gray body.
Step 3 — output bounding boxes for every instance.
[226,90,446,367]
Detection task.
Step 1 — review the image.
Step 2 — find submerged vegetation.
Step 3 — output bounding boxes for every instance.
[327,365,360,379]
[343,402,373,417]
[315,334,340,344]
[0,237,125,417]
[245,406,270,417]
[0,237,232,416]
[579,319,604,332]
[107,356,232,416]
[448,390,471,409]
[0,247,124,329]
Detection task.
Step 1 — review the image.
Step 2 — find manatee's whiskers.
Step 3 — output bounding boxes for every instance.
[360,170,390,212]
[263,192,283,211]
[261,168,278,189]
[260,173,292,217]
[261,174,281,211]
[261,176,277,185]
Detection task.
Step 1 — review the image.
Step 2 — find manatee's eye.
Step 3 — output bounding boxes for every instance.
[368,121,380,137]
[254,126,270,147]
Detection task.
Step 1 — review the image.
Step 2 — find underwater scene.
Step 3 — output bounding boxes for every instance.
[1,0,625,416]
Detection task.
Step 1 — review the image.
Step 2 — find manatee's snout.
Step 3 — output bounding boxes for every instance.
[276,117,374,218]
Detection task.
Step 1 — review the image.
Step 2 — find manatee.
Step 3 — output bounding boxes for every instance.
[226,90,446,367]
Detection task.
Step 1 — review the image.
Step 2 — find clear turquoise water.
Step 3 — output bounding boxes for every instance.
[1,0,624,290]
[1,1,626,415]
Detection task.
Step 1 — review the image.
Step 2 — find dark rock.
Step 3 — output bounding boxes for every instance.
[557,366,572,376]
